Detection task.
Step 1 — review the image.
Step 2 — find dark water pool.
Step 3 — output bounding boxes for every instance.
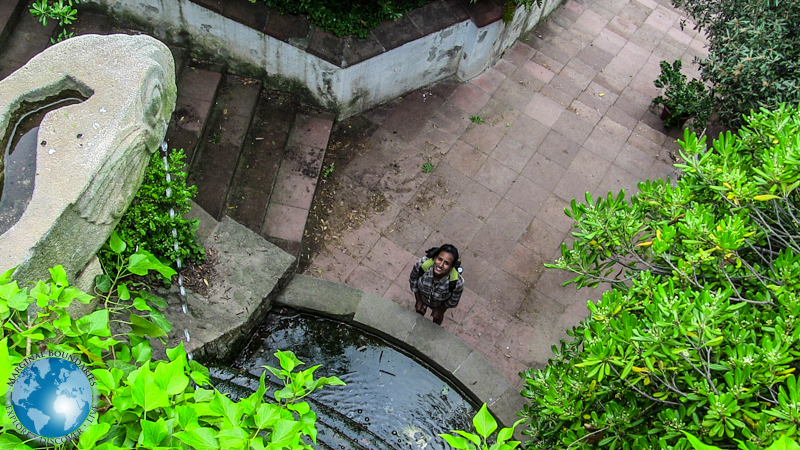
[218,309,478,450]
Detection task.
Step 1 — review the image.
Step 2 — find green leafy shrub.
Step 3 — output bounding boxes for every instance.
[100,148,204,271]
[521,104,800,449]
[30,0,80,42]
[0,241,343,449]
[672,0,800,128]
[652,59,713,130]
[440,403,525,450]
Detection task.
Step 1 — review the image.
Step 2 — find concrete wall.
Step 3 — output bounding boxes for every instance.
[89,0,563,118]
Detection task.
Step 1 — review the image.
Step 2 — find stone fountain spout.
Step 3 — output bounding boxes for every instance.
[0,34,177,286]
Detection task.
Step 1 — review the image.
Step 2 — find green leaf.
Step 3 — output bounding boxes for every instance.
[132,340,152,364]
[211,390,243,426]
[49,265,69,286]
[140,418,168,448]
[154,359,190,396]
[683,431,724,450]
[277,350,302,372]
[95,274,111,294]
[176,405,200,430]
[269,419,302,447]
[174,427,219,450]
[109,230,127,254]
[76,309,111,336]
[255,403,283,429]
[0,433,34,450]
[440,434,477,450]
[77,422,111,450]
[92,368,117,395]
[7,290,31,311]
[128,253,160,276]
[473,403,497,439]
[753,194,780,201]
[129,314,166,338]
[117,283,131,301]
[132,365,170,412]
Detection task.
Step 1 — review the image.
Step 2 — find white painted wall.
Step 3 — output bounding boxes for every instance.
[88,0,564,117]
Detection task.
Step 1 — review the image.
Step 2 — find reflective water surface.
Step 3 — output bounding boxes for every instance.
[220,310,478,450]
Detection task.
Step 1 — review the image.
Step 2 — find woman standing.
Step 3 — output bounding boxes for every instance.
[409,244,464,325]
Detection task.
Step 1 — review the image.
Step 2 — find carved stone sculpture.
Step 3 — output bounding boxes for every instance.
[0,34,177,284]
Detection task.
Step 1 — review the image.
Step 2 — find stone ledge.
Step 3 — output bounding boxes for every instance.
[203,0,503,68]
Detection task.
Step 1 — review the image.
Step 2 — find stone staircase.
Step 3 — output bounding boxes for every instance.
[0,0,335,259]
[167,59,334,257]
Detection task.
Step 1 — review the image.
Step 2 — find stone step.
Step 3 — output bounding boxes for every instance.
[261,110,334,255]
[155,216,296,363]
[166,64,223,170]
[223,90,299,233]
[187,73,262,219]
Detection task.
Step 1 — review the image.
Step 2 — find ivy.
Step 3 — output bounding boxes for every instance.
[99,148,204,271]
[0,239,344,449]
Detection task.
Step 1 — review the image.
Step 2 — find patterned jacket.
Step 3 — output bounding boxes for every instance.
[409,257,464,309]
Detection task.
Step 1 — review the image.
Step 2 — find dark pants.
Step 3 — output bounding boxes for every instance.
[415,298,447,325]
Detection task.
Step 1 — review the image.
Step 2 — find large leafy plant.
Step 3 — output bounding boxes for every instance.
[440,403,525,450]
[0,241,343,449]
[652,59,713,130]
[521,103,800,449]
[671,0,800,129]
[99,148,204,271]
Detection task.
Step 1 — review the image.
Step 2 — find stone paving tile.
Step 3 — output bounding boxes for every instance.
[460,122,507,153]
[502,243,546,285]
[524,93,564,128]
[363,236,416,281]
[384,208,436,254]
[345,265,391,297]
[473,158,518,196]
[476,98,521,128]
[471,67,507,94]
[584,126,627,163]
[522,152,566,191]
[449,82,492,115]
[383,282,415,311]
[307,247,359,284]
[436,207,484,246]
[339,226,382,260]
[491,135,536,173]
[457,180,502,221]
[537,130,582,169]
[520,217,569,260]
[261,203,307,242]
[444,139,487,177]
[505,175,549,216]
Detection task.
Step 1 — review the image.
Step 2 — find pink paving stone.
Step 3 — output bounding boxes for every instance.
[468,225,519,268]
[261,203,307,242]
[502,243,546,285]
[491,136,536,173]
[505,175,549,216]
[554,169,603,204]
[569,99,603,126]
[636,0,659,9]
[307,247,359,284]
[456,179,502,220]
[666,26,692,47]
[271,169,317,210]
[383,282,415,311]
[446,287,480,325]
[482,270,530,315]
[444,139,488,178]
[460,122,507,154]
[573,8,609,37]
[522,60,555,84]
[593,28,628,55]
[485,199,533,241]
[340,225,382,260]
[496,319,558,367]
[643,7,675,33]
[493,58,517,77]
[521,152,566,192]
[290,114,333,149]
[473,157,519,197]
[449,82,492,115]
[536,194,575,234]
[363,236,415,281]
[462,254,500,298]
[523,93,564,128]
[436,207,484,246]
[520,217,569,259]
[502,40,537,66]
[471,67,507,94]
[345,265,391,297]
[456,299,514,347]
[393,255,420,287]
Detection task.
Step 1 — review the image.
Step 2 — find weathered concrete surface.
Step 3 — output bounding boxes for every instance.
[0,34,176,285]
[83,0,564,118]
[159,216,295,362]
[275,274,516,427]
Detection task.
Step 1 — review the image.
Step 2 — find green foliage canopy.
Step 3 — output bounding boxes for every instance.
[521,104,800,450]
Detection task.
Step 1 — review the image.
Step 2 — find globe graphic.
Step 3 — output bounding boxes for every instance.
[11,356,93,439]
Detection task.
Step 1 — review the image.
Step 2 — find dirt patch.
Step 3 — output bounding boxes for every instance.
[175,247,219,297]
[297,116,389,273]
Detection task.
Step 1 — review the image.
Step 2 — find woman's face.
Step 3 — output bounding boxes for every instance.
[433,252,455,277]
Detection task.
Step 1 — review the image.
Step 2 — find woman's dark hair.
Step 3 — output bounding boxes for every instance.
[425,244,460,269]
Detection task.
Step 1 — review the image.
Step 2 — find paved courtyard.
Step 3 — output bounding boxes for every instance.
[307,0,706,387]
